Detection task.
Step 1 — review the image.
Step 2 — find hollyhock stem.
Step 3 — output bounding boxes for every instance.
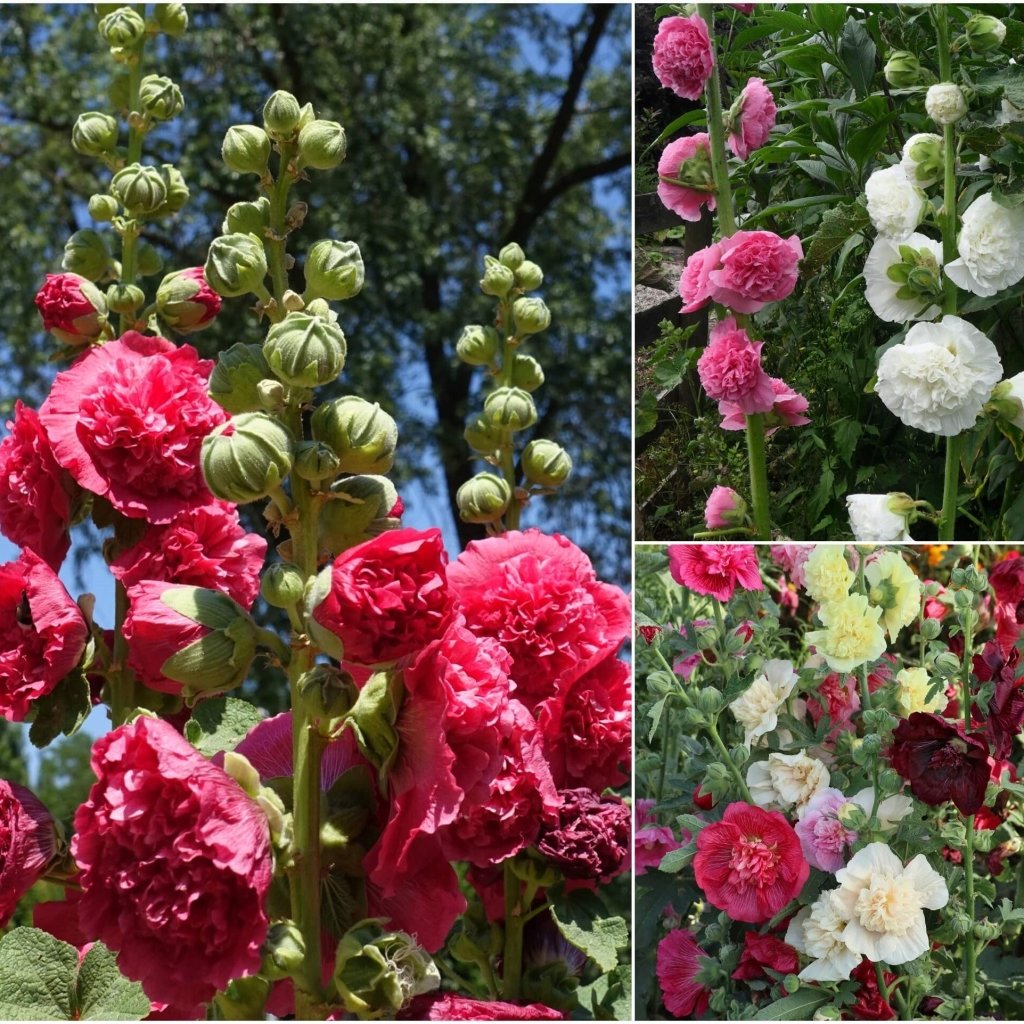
[706,717,753,802]
[266,144,297,316]
[960,596,977,1020]
[855,557,872,713]
[745,414,771,541]
[501,860,525,1000]
[698,4,736,237]
[496,299,523,531]
[939,432,961,542]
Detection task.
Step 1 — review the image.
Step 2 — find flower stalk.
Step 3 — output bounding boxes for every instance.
[501,860,525,1001]
[959,592,976,1021]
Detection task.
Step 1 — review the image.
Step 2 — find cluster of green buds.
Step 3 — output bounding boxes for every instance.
[457,244,572,530]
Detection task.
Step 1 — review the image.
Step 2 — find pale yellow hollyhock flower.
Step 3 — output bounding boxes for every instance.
[806,594,886,673]
[895,666,945,716]
[865,550,922,640]
[804,545,854,605]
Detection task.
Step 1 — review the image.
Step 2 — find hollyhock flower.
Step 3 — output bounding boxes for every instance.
[708,231,803,313]
[668,543,762,602]
[729,659,799,746]
[806,594,886,674]
[804,545,853,605]
[972,642,1024,759]
[833,842,949,964]
[34,272,107,346]
[651,13,714,100]
[847,493,914,542]
[656,930,710,1018]
[890,712,990,815]
[704,485,746,529]
[678,241,722,313]
[785,889,861,982]
[636,824,682,874]
[312,528,452,666]
[0,781,56,926]
[636,798,657,828]
[536,789,630,882]
[447,529,629,704]
[850,788,913,832]
[990,554,1024,655]
[638,624,661,644]
[696,317,775,413]
[807,671,860,740]
[865,165,926,241]
[727,78,777,159]
[39,332,226,522]
[731,931,799,984]
[657,134,716,221]
[865,550,921,640]
[900,133,944,188]
[925,82,968,125]
[771,544,811,589]
[0,549,88,721]
[895,666,944,716]
[405,994,566,1020]
[0,402,80,570]
[945,193,1024,297]
[876,316,1002,436]
[847,959,897,1021]
[747,750,830,817]
[923,579,949,621]
[155,266,222,333]
[719,376,811,432]
[72,716,272,1014]
[794,788,858,872]
[863,233,944,323]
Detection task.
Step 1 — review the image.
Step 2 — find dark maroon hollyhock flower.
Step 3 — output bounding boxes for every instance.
[990,554,1024,655]
[972,642,1024,760]
[844,959,895,1021]
[919,996,943,1017]
[731,931,799,984]
[536,789,630,882]
[889,713,990,816]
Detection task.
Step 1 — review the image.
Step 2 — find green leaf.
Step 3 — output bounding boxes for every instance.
[551,891,628,973]
[801,202,871,279]
[636,389,659,438]
[751,988,832,1020]
[657,845,693,874]
[184,695,263,756]
[977,65,1024,108]
[838,17,876,98]
[28,670,92,749]
[0,927,78,1020]
[75,943,150,1021]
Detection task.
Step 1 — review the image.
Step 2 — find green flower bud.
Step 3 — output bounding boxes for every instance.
[884,50,925,89]
[297,664,357,738]
[98,7,146,47]
[512,296,550,335]
[510,353,544,392]
[223,198,270,237]
[110,162,167,216]
[72,111,119,157]
[222,124,271,176]
[498,242,525,270]
[158,164,189,214]
[295,102,315,132]
[153,3,188,36]
[257,379,287,412]
[105,282,145,315]
[312,396,398,475]
[463,415,504,456]
[319,475,402,556]
[305,297,337,322]
[455,325,500,366]
[264,310,347,387]
[87,193,119,221]
[965,13,1006,53]
[139,74,184,121]
[304,239,364,301]
[261,562,306,609]
[261,921,306,981]
[135,242,163,278]
[263,90,302,139]
[522,439,572,488]
[514,260,544,291]
[208,343,273,414]
[479,255,515,297]
[836,801,868,830]
[293,439,342,483]
[201,412,294,504]
[483,387,537,432]
[62,229,110,281]
[205,233,268,297]
[296,119,347,170]
[456,472,512,524]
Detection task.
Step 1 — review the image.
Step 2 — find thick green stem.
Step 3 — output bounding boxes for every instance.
[745,413,771,541]
[108,578,135,725]
[855,557,872,713]
[960,597,976,1021]
[939,432,962,542]
[126,45,146,164]
[697,4,736,236]
[707,718,753,803]
[266,143,297,311]
[501,860,524,1001]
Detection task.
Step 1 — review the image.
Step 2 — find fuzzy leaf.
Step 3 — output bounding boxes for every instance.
[751,988,831,1020]
[551,890,628,973]
[184,695,263,756]
[28,669,92,749]
[75,943,150,1020]
[0,927,78,1020]
[801,202,870,279]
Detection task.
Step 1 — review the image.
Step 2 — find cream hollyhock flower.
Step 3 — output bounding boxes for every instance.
[900,133,943,188]
[865,550,922,639]
[804,545,853,605]
[846,493,914,542]
[835,843,949,964]
[728,659,799,746]
[747,750,830,817]
[806,594,886,673]
[925,82,968,125]
[850,788,914,831]
[945,193,1024,298]
[864,165,926,241]
[894,666,945,716]
[785,889,861,982]
[863,233,943,323]
[876,316,1002,436]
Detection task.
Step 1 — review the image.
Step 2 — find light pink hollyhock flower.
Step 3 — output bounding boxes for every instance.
[668,544,763,602]
[697,317,775,413]
[678,241,722,313]
[923,579,950,621]
[39,332,226,523]
[657,134,716,222]
[705,485,744,529]
[657,929,711,1017]
[72,717,272,1015]
[794,788,858,872]
[0,781,56,926]
[709,231,804,313]
[652,13,714,101]
[728,78,777,159]
[770,544,811,589]
[636,825,683,874]
[719,376,811,432]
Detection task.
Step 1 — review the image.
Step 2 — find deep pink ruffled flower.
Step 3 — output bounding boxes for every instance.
[657,929,710,1017]
[720,376,811,432]
[704,485,744,529]
[536,789,631,882]
[794,788,858,872]
[709,231,803,313]
[39,332,226,522]
[923,579,950,620]
[404,994,566,1020]
[0,781,56,926]
[72,717,272,1015]
[731,931,800,984]
[668,544,763,602]
[848,959,897,1021]
[652,13,714,100]
[34,273,105,346]
[806,672,860,741]
[657,134,716,222]
[990,554,1024,655]
[728,78,777,160]
[679,242,722,313]
[0,549,88,721]
[0,401,80,570]
[697,317,775,413]
[636,824,682,874]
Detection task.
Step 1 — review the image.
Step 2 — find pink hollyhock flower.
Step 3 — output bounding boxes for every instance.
[312,527,452,666]
[39,332,226,522]
[652,14,714,100]
[794,788,859,872]
[704,485,745,529]
[731,3,756,12]
[709,231,804,313]
[536,789,631,882]
[656,929,710,1017]
[923,580,949,620]
[0,781,56,926]
[697,317,775,413]
[111,501,266,610]
[404,994,566,1020]
[636,798,657,827]
[72,716,272,1014]
[157,267,222,334]
[806,672,860,742]
[720,376,811,432]
[990,554,1024,655]
[0,549,88,721]
[537,654,631,791]
[694,802,809,922]
[668,543,763,602]
[727,78,777,160]
[679,241,722,313]
[657,134,716,222]
[636,824,682,874]
[34,273,106,346]
[0,401,80,570]
[447,529,629,706]
[731,931,800,983]
[770,544,811,589]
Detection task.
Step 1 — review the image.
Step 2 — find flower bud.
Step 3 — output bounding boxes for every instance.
[261,921,305,981]
[456,472,512,524]
[510,353,544,392]
[153,2,188,36]
[205,232,268,297]
[319,475,402,556]
[296,664,357,738]
[139,74,184,121]
[965,14,1006,53]
[483,387,537,432]
[135,241,163,277]
[512,296,551,335]
[514,260,544,291]
[158,164,189,214]
[704,485,747,529]
[900,132,943,188]
[989,374,1024,430]
[522,439,572,487]
[264,310,347,387]
[836,801,868,830]
[98,7,146,47]
[201,412,294,504]
[257,379,287,412]
[62,229,110,281]
[455,324,500,366]
[156,266,221,334]
[263,90,302,139]
[479,255,515,297]
[498,242,525,270]
[304,239,364,301]
[222,124,271,176]
[884,50,926,88]
[72,111,119,157]
[260,562,305,610]
[293,439,342,483]
[208,343,274,414]
[110,162,167,216]
[105,282,145,315]
[34,273,108,346]
[464,415,505,455]
[296,119,347,170]
[312,396,398,474]
[224,197,270,236]
[926,83,968,126]
[87,193,119,221]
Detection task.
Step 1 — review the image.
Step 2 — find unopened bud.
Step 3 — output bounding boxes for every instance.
[884,50,926,89]
[965,13,1006,53]
[158,164,189,214]
[105,282,145,315]
[257,379,287,412]
[72,111,119,157]
[480,255,514,297]
[222,124,271,176]
[205,233,268,297]
[312,396,398,474]
[262,921,305,981]
[209,343,273,414]
[297,664,357,737]
[510,353,544,392]
[464,415,505,455]
[201,412,294,504]
[293,440,342,483]
[498,242,525,270]
[153,2,188,36]
[522,439,572,488]
[926,83,968,126]
[223,197,270,236]
[62,229,110,281]
[136,242,163,278]
[98,7,146,47]
[319,475,402,556]
[512,296,550,335]
[483,387,536,432]
[88,193,119,221]
[456,473,512,524]
[139,74,184,121]
[110,162,167,215]
[304,239,364,301]
[260,562,305,609]
[264,310,347,388]
[156,267,221,333]
[296,119,347,170]
[455,325,500,366]
[514,260,544,291]
[263,90,302,139]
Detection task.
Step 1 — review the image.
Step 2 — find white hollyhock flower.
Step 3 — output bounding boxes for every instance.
[728,659,798,747]
[846,493,913,542]
[747,750,830,817]
[850,788,913,831]
[945,193,1024,298]
[785,890,861,982]
[864,165,926,241]
[998,97,1024,124]
[925,82,968,125]
[876,316,1002,436]
[900,133,943,187]
[863,233,943,323]
[834,843,949,964]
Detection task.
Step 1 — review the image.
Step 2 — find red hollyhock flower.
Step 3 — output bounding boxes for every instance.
[971,642,1024,760]
[312,527,452,665]
[990,554,1024,655]
[694,803,809,923]
[447,529,629,706]
[890,712,991,815]
[0,781,56,926]
[693,784,715,811]
[34,273,106,346]
[403,994,566,1020]
[72,717,272,1015]
[536,789,631,882]
[656,929,710,1017]
[638,624,661,644]
[0,549,88,721]
[845,959,895,1021]
[668,543,763,602]
[39,332,226,522]
[731,931,799,984]
[0,401,81,570]
[807,671,860,740]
